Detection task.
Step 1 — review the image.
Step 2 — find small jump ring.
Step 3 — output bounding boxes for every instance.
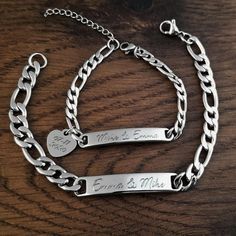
[28,53,47,69]
[107,38,120,50]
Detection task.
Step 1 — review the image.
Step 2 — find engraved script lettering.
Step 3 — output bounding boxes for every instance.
[78,173,176,196]
[140,177,165,189]
[93,178,124,192]
[133,129,159,140]
[47,130,77,157]
[127,178,137,189]
[121,131,129,140]
[96,133,120,143]
[49,135,72,153]
[50,143,66,153]
[91,175,166,194]
[94,128,161,145]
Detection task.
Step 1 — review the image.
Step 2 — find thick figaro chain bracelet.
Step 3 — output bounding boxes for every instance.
[9,9,218,197]
[45,9,187,158]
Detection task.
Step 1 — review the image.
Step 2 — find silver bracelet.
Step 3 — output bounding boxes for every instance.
[44,9,187,158]
[9,10,218,197]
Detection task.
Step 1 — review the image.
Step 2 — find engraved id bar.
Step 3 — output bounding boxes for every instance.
[76,173,178,197]
[80,128,171,148]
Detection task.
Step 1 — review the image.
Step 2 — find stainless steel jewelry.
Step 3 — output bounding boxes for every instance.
[9,16,218,196]
[44,8,187,158]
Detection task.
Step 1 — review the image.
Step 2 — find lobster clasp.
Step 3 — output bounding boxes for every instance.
[120,42,137,54]
[160,19,179,35]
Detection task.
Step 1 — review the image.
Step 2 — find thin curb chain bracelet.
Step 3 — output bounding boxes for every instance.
[9,9,219,197]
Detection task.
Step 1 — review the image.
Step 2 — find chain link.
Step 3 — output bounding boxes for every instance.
[45,8,186,141]
[44,8,120,136]
[119,42,187,140]
[160,20,219,190]
[44,8,115,41]
[9,54,83,193]
[65,42,117,135]
[9,17,218,196]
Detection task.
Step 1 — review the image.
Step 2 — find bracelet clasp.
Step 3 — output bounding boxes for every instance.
[160,19,179,36]
[120,42,137,54]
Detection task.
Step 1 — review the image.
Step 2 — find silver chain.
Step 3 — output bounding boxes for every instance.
[65,41,119,138]
[9,18,218,196]
[9,54,83,194]
[46,8,187,141]
[44,8,115,41]
[65,41,187,141]
[119,42,187,139]
[160,20,219,190]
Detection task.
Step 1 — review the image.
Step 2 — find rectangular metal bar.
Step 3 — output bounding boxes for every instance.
[76,173,177,197]
[81,128,171,148]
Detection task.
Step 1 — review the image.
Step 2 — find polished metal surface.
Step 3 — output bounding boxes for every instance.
[65,43,117,133]
[65,39,187,142]
[120,42,187,140]
[47,129,77,157]
[8,13,219,196]
[9,54,83,192]
[80,128,172,148]
[44,8,187,146]
[160,20,219,191]
[75,173,178,197]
